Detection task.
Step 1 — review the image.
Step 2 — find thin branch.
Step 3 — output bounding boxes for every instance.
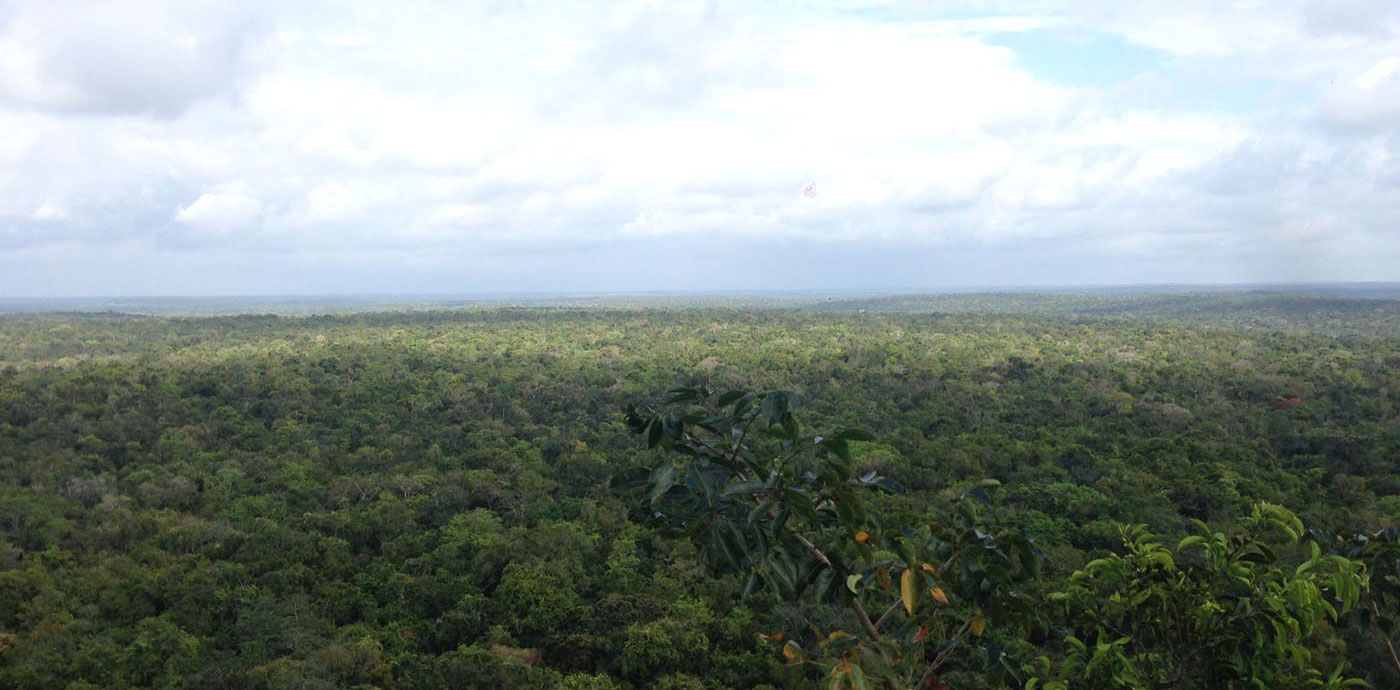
[851,599,903,690]
[726,405,760,468]
[780,526,898,688]
[715,403,900,689]
[784,527,884,647]
[1375,601,1400,675]
[937,549,962,576]
[852,599,882,641]
[787,528,832,568]
[914,619,971,690]
[874,597,903,631]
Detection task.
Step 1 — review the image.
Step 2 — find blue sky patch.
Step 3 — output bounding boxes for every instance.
[986,29,1171,86]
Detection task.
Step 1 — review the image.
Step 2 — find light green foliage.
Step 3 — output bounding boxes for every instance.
[1031,503,1368,689]
[618,619,707,679]
[119,617,201,689]
[555,672,622,690]
[651,673,708,690]
[492,563,584,642]
[435,643,562,690]
[602,525,644,593]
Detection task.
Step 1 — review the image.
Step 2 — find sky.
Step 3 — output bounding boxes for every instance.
[1,0,1399,296]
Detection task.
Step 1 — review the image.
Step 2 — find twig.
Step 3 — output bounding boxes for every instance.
[874,597,903,631]
[1375,601,1400,675]
[914,619,970,690]
[788,528,832,568]
[937,549,962,576]
[785,527,884,641]
[726,405,760,468]
[851,598,882,642]
[785,525,896,688]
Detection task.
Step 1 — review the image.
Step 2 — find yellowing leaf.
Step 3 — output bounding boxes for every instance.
[901,567,917,615]
[969,613,987,638]
[782,640,801,661]
[830,659,853,678]
[854,530,870,543]
[929,586,948,605]
[921,562,939,577]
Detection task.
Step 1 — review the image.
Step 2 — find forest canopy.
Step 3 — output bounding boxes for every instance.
[0,292,1397,689]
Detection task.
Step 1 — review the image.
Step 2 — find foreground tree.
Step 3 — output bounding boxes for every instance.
[627,387,1044,689]
[1329,526,1400,686]
[1028,504,1368,689]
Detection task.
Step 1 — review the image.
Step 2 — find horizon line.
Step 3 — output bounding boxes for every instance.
[3,280,1400,302]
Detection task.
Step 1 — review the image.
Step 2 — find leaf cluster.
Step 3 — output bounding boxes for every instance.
[627,387,1045,689]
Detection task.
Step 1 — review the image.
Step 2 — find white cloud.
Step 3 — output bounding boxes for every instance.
[31,203,66,221]
[427,203,490,227]
[0,0,1397,294]
[301,182,366,223]
[0,1,268,116]
[1355,57,1400,90]
[175,191,264,234]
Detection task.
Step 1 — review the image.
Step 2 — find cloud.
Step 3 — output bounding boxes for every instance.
[0,0,268,116]
[175,190,264,236]
[0,0,1397,295]
[31,203,66,221]
[1302,0,1400,38]
[1317,57,1400,134]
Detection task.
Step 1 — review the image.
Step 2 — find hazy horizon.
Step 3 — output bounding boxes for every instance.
[3,1,1399,295]
[5,280,1400,304]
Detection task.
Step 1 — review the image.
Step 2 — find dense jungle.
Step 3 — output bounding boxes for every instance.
[1,291,1398,689]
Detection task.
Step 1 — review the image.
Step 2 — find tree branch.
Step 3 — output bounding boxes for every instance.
[780,527,875,635]
[914,619,970,690]
[787,528,831,568]
[851,598,881,641]
[726,405,760,468]
[1375,601,1400,675]
[851,602,903,690]
[784,526,886,640]
[874,597,903,631]
[937,549,962,576]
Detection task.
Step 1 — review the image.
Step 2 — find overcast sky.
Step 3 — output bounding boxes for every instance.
[1,0,1398,296]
